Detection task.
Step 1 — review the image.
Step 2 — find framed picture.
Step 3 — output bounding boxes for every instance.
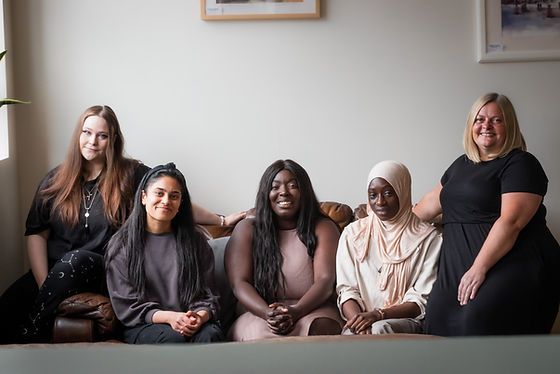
[477,0,560,62]
[201,0,320,20]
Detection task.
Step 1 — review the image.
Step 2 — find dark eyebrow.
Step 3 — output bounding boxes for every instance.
[273,178,297,183]
[153,187,181,194]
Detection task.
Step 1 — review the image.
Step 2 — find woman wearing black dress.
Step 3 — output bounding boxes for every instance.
[414,93,560,335]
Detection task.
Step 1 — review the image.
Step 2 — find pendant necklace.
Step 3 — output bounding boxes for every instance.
[83,182,99,228]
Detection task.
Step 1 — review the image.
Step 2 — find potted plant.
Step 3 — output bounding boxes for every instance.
[0,50,30,107]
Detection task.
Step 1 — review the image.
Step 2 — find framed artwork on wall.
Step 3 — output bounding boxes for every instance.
[200,0,320,20]
[477,0,560,62]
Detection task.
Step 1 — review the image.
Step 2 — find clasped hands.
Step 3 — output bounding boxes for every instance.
[169,310,206,336]
[266,302,299,335]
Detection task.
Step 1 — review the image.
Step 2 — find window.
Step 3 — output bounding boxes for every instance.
[0,4,8,161]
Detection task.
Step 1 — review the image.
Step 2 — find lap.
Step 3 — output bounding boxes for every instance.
[124,322,223,344]
[341,318,423,335]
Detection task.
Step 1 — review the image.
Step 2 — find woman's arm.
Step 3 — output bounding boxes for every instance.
[413,183,443,222]
[458,192,542,305]
[401,232,443,318]
[106,247,164,327]
[225,219,271,320]
[27,230,50,287]
[287,218,340,320]
[192,203,246,226]
[343,300,419,334]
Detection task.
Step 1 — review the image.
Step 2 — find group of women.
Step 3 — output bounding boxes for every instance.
[0,92,559,344]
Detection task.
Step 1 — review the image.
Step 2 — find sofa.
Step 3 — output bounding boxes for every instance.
[50,200,560,342]
[50,201,355,343]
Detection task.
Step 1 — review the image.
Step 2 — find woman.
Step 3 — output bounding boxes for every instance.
[226,159,342,341]
[105,163,223,344]
[0,105,242,343]
[336,160,442,335]
[414,93,560,335]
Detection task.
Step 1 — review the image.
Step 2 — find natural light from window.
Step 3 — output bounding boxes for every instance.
[0,3,8,161]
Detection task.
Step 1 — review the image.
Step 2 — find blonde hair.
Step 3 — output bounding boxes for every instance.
[463,93,526,163]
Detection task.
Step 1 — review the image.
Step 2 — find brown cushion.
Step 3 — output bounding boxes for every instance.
[319,201,354,231]
[354,203,368,220]
[56,292,120,339]
[203,202,354,238]
[203,225,235,239]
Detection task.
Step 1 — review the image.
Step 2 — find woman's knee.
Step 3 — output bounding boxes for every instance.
[191,322,224,343]
[308,317,342,336]
[59,250,103,270]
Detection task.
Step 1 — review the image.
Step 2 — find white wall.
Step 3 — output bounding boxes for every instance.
[3,0,560,289]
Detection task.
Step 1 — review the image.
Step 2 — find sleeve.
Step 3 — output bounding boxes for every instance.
[401,232,443,320]
[501,151,547,196]
[336,227,366,319]
[24,169,57,236]
[188,241,220,321]
[105,246,163,327]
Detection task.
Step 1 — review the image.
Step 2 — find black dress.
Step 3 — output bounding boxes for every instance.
[425,149,560,336]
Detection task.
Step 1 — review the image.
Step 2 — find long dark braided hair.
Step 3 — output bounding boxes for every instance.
[106,163,208,308]
[253,159,325,303]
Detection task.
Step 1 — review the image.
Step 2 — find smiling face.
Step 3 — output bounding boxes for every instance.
[368,177,400,221]
[472,102,506,161]
[141,175,182,233]
[79,115,110,165]
[269,169,301,228]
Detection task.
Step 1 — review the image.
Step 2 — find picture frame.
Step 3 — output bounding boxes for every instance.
[201,0,320,21]
[477,0,560,62]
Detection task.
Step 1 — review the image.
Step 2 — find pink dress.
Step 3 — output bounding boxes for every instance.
[229,229,342,341]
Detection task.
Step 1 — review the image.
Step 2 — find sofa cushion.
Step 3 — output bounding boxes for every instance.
[208,237,236,333]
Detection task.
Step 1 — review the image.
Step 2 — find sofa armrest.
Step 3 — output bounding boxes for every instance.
[56,292,120,340]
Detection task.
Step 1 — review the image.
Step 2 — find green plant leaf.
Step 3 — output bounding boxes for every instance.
[0,50,6,62]
[0,98,31,108]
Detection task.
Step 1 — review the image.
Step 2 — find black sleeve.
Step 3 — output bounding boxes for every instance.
[24,168,59,236]
[500,151,548,196]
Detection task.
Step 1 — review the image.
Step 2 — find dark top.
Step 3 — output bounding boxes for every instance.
[425,149,560,335]
[106,232,219,327]
[25,163,150,267]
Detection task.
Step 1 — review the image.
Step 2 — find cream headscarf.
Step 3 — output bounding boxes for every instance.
[355,160,436,307]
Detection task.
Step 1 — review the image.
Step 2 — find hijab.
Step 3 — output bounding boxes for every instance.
[356,160,436,307]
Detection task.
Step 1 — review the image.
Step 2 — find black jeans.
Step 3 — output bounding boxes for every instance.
[124,322,224,344]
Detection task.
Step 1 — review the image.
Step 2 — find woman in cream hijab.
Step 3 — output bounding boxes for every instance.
[336,160,442,334]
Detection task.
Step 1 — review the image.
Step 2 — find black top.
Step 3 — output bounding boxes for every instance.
[25,163,150,266]
[425,149,560,335]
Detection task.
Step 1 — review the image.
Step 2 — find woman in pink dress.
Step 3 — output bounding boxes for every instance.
[225,159,342,341]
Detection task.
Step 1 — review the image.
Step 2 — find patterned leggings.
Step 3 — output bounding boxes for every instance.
[21,249,104,341]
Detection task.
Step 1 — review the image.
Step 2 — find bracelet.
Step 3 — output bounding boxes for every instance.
[218,214,225,226]
[375,308,386,320]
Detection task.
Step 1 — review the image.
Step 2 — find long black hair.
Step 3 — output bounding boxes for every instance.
[106,163,208,308]
[253,159,325,303]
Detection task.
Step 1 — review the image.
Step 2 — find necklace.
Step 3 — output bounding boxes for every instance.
[82,182,99,228]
